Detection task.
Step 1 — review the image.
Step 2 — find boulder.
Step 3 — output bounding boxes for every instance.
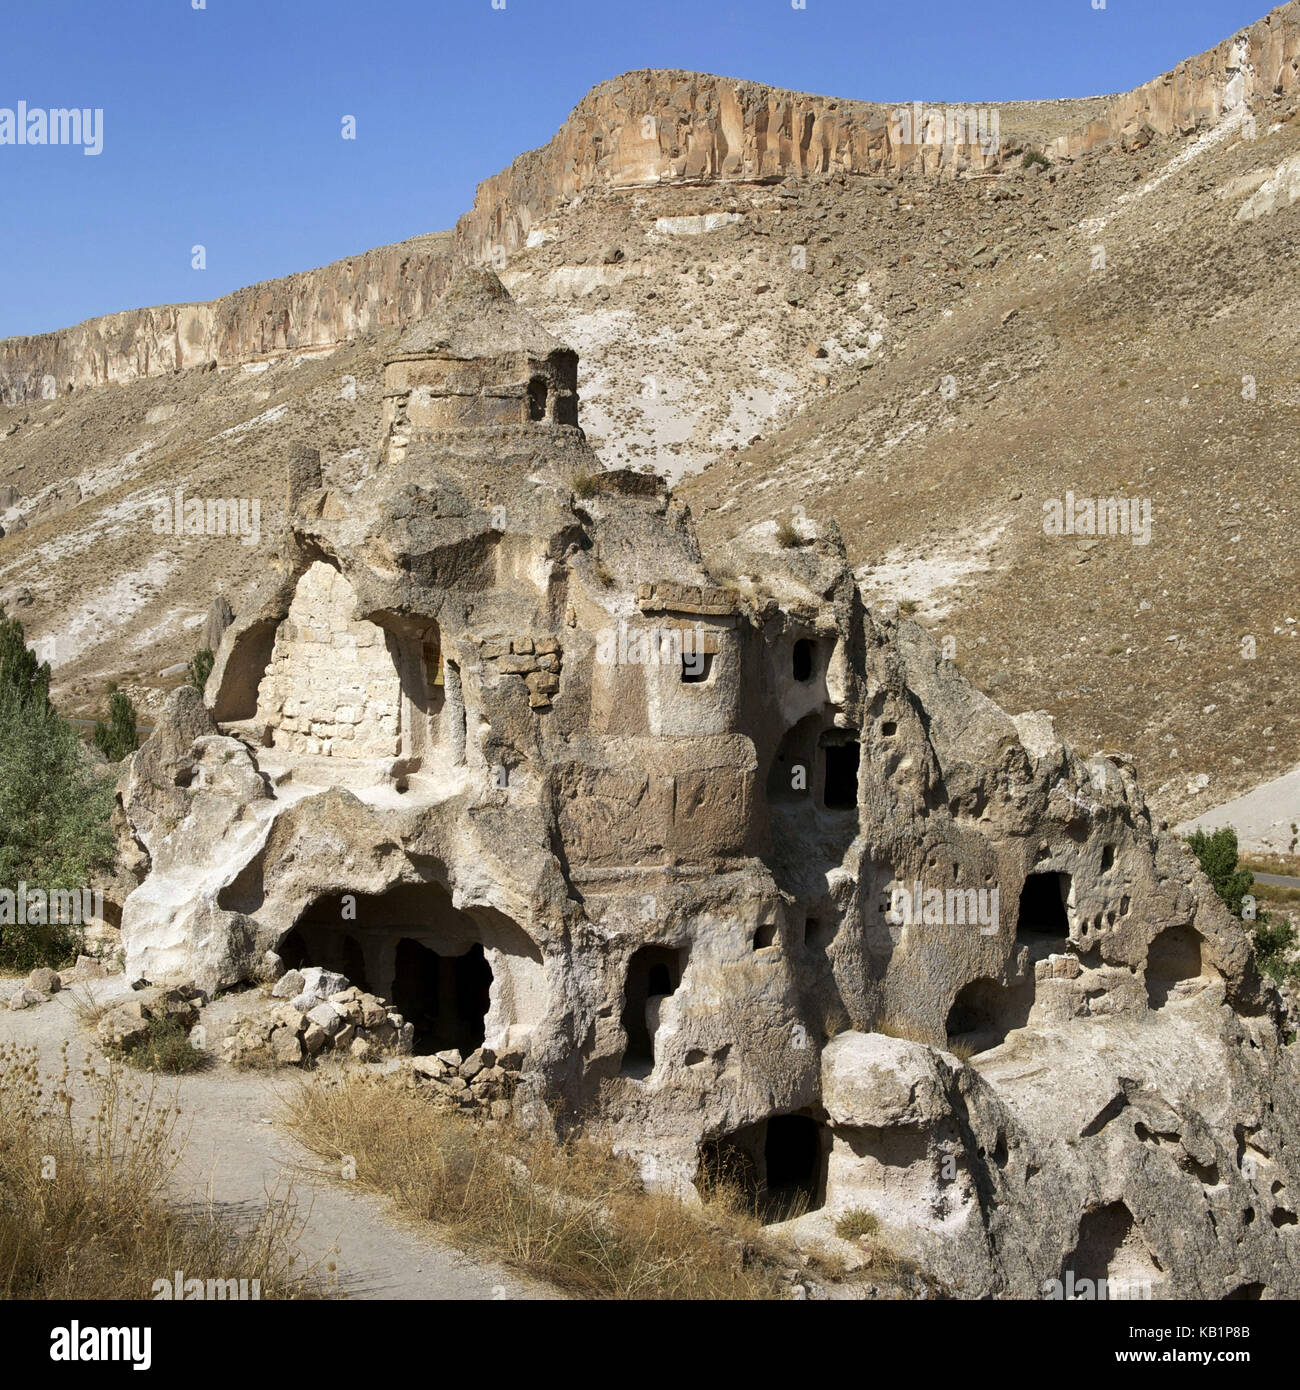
[98,1003,150,1048]
[306,1002,344,1036]
[271,968,306,1000]
[269,1027,303,1065]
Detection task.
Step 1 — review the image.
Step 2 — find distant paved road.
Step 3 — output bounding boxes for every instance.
[1252,872,1300,891]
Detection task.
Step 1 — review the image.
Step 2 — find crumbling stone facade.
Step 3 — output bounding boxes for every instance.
[254,561,403,758]
[117,268,1300,1299]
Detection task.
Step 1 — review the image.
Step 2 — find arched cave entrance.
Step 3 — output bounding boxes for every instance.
[945,975,1034,1055]
[696,1113,828,1224]
[1146,924,1214,1008]
[283,883,544,1055]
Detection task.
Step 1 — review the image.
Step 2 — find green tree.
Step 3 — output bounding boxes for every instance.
[92,686,140,762]
[0,608,51,715]
[1187,825,1297,986]
[189,648,215,695]
[0,608,116,970]
[1186,827,1255,918]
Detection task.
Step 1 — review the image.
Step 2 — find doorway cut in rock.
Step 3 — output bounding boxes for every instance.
[696,1114,827,1224]
[822,735,860,810]
[620,945,684,1077]
[393,938,492,1054]
[1018,872,1071,939]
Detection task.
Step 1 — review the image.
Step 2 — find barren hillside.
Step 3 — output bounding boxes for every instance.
[2,2,1298,826]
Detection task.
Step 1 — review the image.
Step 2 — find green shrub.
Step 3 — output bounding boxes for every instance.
[188,647,215,695]
[1186,827,1254,918]
[1187,826,1298,987]
[92,685,139,762]
[1253,915,1299,987]
[115,1014,211,1075]
[0,609,116,971]
[1021,150,1051,170]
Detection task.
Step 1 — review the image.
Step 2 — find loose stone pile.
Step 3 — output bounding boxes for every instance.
[97,981,204,1049]
[401,1045,522,1119]
[221,966,415,1067]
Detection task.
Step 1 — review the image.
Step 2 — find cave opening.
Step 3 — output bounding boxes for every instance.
[620,945,684,1077]
[392,938,492,1055]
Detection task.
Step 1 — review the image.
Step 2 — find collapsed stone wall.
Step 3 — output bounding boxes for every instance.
[254,561,402,758]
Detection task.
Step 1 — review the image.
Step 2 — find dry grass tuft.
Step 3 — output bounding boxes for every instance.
[120,1015,212,1075]
[0,1042,318,1299]
[1241,850,1300,879]
[834,1207,879,1240]
[874,1017,932,1045]
[283,1070,792,1299]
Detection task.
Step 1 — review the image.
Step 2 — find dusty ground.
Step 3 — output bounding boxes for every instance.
[1179,765,1300,856]
[0,974,554,1301]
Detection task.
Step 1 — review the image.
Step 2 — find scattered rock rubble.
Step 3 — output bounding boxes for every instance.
[222,966,414,1067]
[7,955,111,1010]
[399,1046,522,1119]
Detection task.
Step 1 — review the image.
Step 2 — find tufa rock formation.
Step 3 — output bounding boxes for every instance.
[116,269,1300,1298]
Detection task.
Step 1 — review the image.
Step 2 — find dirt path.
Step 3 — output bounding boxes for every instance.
[0,974,553,1301]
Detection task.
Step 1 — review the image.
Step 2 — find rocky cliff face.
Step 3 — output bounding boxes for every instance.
[1047,1,1300,158]
[3,3,1299,407]
[0,232,453,406]
[450,69,1007,266]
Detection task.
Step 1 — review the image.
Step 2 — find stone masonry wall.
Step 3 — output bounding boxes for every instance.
[255,561,401,758]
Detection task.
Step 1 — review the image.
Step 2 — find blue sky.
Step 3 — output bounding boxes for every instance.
[0,0,1272,337]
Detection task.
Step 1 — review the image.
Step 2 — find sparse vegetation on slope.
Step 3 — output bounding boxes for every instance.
[284,1069,813,1300]
[188,647,214,696]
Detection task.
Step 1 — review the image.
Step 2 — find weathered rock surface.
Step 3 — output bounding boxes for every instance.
[1047,2,1300,161]
[113,268,1300,1298]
